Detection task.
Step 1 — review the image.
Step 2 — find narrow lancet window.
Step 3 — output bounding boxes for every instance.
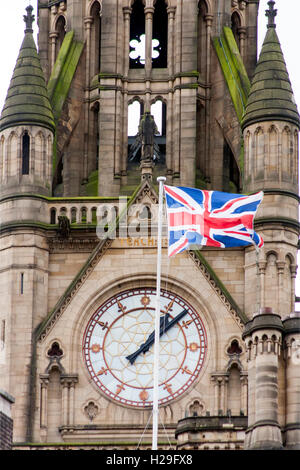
[91,1,101,76]
[152,0,168,68]
[231,12,241,50]
[56,15,66,53]
[129,0,145,69]
[22,131,30,175]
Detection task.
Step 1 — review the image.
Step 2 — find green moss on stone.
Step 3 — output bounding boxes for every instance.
[213,27,250,124]
[85,170,99,197]
[47,31,84,173]
[0,30,55,132]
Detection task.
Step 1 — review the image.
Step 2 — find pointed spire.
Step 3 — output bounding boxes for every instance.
[241,4,300,130]
[266,0,277,29]
[0,6,55,133]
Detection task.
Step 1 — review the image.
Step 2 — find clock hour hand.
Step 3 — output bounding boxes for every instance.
[126,309,188,365]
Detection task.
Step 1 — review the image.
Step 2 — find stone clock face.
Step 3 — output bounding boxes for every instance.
[83,288,207,408]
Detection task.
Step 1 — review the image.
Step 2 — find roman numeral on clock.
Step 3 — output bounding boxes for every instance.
[97,367,108,376]
[182,319,193,329]
[97,320,109,330]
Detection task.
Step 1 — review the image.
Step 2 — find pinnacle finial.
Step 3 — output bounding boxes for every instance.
[266,0,277,29]
[23,5,35,33]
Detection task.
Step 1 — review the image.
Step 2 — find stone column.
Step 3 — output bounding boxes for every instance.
[49,32,58,70]
[283,313,300,449]
[83,16,93,182]
[60,374,78,428]
[60,377,69,426]
[244,338,256,449]
[242,308,284,449]
[204,14,213,178]
[211,376,219,415]
[167,6,176,77]
[144,6,154,77]
[238,26,246,60]
[258,261,267,311]
[69,380,77,427]
[276,261,285,316]
[240,374,248,416]
[290,264,297,313]
[40,375,49,430]
[123,7,132,77]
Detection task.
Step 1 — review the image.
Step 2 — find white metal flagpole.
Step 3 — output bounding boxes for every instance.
[152,176,166,450]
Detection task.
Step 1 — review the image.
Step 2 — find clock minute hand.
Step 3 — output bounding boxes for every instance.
[126,309,188,365]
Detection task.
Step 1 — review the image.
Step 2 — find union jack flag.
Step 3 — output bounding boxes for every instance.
[164,185,263,257]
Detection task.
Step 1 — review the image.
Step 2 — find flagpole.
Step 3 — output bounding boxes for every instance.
[152,176,166,451]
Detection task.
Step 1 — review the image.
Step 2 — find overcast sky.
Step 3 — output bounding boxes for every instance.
[0,0,299,303]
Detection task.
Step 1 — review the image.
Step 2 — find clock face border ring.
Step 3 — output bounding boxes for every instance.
[82,287,208,408]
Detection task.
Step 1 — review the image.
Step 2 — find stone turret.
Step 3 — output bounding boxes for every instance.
[0,5,55,197]
[242,0,299,195]
[242,308,284,449]
[282,313,300,449]
[0,6,54,442]
[242,1,300,450]
[242,1,299,318]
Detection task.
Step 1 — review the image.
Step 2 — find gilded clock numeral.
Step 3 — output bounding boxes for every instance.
[161,299,174,315]
[182,319,193,329]
[117,301,127,315]
[116,384,125,395]
[97,367,108,376]
[181,365,193,375]
[140,295,150,307]
[97,320,109,330]
[163,383,173,395]
[139,389,149,402]
[90,343,101,353]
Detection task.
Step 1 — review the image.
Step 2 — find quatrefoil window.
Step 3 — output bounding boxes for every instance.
[129,34,160,65]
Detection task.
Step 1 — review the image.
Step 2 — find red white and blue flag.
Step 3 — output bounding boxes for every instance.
[164,185,264,257]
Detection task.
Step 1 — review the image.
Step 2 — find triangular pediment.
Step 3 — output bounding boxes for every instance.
[36,180,247,342]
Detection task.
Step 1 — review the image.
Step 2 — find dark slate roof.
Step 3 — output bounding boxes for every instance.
[0,29,55,133]
[241,26,300,130]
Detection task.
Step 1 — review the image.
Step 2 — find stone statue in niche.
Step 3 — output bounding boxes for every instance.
[58,215,70,238]
[128,112,161,163]
[140,111,159,161]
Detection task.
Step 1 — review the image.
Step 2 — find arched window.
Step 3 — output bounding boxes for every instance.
[152,0,168,68]
[90,100,100,171]
[22,131,30,175]
[227,364,241,415]
[56,16,66,53]
[223,140,240,192]
[128,99,144,162]
[129,0,145,69]
[231,12,241,50]
[151,99,166,163]
[90,1,101,76]
[197,1,208,74]
[50,208,57,224]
